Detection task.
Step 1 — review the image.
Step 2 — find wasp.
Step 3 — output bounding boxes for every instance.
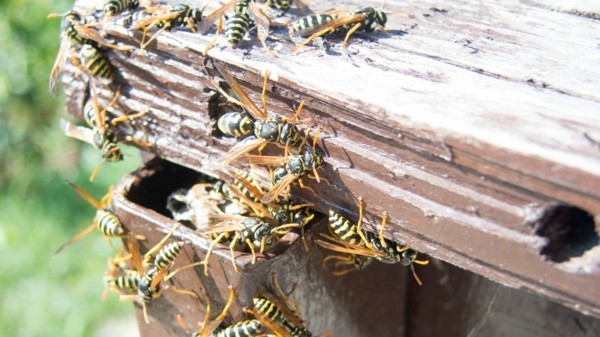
[122,223,198,323]
[61,117,125,181]
[222,168,316,250]
[62,84,151,181]
[316,198,429,285]
[247,273,330,337]
[103,253,141,299]
[60,86,123,181]
[130,4,204,49]
[55,182,136,254]
[202,216,276,274]
[289,7,388,53]
[314,208,380,276]
[244,128,325,203]
[209,63,310,166]
[48,10,129,96]
[198,0,274,55]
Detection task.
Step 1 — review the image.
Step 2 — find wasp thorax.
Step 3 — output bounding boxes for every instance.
[254,121,280,142]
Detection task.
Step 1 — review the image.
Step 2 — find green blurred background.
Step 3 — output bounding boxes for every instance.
[0,1,141,336]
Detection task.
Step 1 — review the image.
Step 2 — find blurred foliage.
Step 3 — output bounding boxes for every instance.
[0,0,141,336]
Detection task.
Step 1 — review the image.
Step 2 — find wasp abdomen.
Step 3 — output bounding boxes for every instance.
[225,13,251,47]
[289,14,335,36]
[79,44,112,79]
[214,319,262,337]
[96,209,125,237]
[328,210,362,246]
[154,241,184,270]
[218,112,254,137]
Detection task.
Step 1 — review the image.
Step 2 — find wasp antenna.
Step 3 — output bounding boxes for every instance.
[90,158,107,182]
[312,127,321,150]
[411,264,423,286]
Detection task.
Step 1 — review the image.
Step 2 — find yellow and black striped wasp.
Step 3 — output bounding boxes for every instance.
[198,0,274,55]
[243,128,325,203]
[103,249,141,299]
[201,216,277,274]
[316,198,429,285]
[48,9,131,96]
[122,223,201,323]
[247,273,331,337]
[61,83,151,181]
[210,63,310,166]
[55,182,142,254]
[224,168,316,250]
[129,3,204,49]
[60,85,123,182]
[288,7,389,53]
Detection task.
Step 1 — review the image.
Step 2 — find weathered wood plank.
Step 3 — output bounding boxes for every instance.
[62,0,600,318]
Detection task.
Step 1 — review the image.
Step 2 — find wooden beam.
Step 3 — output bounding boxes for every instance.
[61,0,600,319]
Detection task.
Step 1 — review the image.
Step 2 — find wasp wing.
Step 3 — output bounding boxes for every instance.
[54,224,96,254]
[260,173,296,203]
[60,119,96,147]
[127,232,144,276]
[221,137,266,165]
[73,22,128,50]
[316,233,387,258]
[197,0,235,34]
[243,154,288,166]
[67,181,104,209]
[214,62,268,120]
[202,222,244,235]
[131,10,180,30]
[249,2,270,46]
[49,37,72,97]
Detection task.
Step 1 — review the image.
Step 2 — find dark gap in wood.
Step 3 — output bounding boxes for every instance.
[126,158,215,217]
[534,204,599,263]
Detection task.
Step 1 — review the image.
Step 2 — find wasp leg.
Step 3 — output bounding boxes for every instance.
[204,16,224,55]
[165,261,206,281]
[297,178,316,194]
[246,238,257,264]
[378,211,388,248]
[229,235,241,272]
[292,26,337,53]
[124,135,154,148]
[203,231,228,275]
[261,70,269,117]
[141,23,171,50]
[355,196,370,248]
[185,17,197,33]
[342,22,363,48]
[110,109,149,126]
